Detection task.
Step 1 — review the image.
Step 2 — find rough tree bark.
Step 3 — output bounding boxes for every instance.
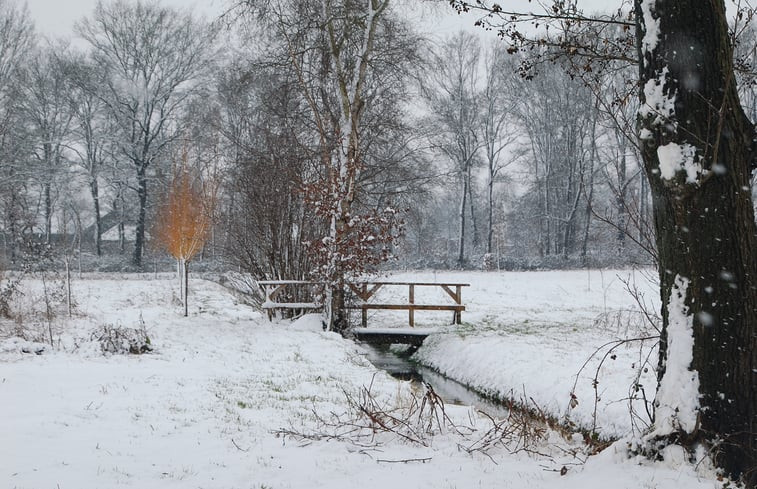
[636,0,757,482]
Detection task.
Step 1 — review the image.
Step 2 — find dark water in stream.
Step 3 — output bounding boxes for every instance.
[362,344,509,419]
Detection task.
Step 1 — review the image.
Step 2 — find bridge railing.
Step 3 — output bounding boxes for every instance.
[257,280,322,321]
[345,281,468,327]
[257,280,469,327]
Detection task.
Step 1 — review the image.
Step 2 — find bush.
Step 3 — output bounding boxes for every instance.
[91,323,153,355]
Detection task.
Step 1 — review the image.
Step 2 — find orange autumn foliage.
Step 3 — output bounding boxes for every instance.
[153,165,212,262]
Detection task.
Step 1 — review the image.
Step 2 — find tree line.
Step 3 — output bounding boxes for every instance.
[0,0,669,278]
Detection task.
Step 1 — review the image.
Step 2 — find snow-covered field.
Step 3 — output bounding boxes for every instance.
[0,271,723,488]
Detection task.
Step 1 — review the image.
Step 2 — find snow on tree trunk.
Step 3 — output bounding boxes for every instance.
[636,0,757,482]
[650,275,699,436]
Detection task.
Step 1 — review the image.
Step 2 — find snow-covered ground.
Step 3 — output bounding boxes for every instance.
[0,271,722,488]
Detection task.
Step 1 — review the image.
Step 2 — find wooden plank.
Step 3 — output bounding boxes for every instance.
[268,284,288,300]
[346,304,465,311]
[409,284,415,327]
[352,330,428,346]
[257,280,318,285]
[351,281,470,287]
[348,282,383,302]
[348,282,365,300]
[365,283,383,299]
[455,285,462,324]
[361,284,368,327]
[440,284,460,303]
[261,302,322,309]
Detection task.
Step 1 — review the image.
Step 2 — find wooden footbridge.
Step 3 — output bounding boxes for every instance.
[258,280,469,346]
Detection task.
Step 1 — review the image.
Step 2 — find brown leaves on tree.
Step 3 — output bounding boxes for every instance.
[152,156,214,263]
[302,175,404,283]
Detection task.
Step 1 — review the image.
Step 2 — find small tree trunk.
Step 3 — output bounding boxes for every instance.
[133,165,148,268]
[65,255,72,318]
[177,258,184,305]
[90,178,102,256]
[44,182,52,244]
[487,167,494,254]
[468,167,479,250]
[182,258,188,317]
[457,173,468,267]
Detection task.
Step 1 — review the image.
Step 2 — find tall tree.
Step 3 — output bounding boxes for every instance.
[448,0,757,483]
[59,51,113,256]
[479,44,517,256]
[218,63,322,284]
[0,0,35,260]
[422,31,484,266]
[16,46,74,243]
[77,0,214,267]
[242,0,412,331]
[512,60,595,257]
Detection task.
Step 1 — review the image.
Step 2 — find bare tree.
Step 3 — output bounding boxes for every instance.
[422,31,484,267]
[511,59,595,257]
[15,45,74,244]
[59,50,114,256]
[479,43,518,255]
[0,0,35,260]
[77,0,215,267]
[218,63,323,284]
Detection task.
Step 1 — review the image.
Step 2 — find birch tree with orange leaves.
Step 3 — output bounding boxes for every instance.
[153,152,215,316]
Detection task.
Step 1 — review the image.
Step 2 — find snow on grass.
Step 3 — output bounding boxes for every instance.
[0,271,722,488]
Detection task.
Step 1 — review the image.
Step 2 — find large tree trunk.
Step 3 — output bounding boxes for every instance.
[637,0,757,483]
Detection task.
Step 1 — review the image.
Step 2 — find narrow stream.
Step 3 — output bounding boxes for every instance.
[362,344,509,419]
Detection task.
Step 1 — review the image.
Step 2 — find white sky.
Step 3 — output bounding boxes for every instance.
[24,0,227,39]
[24,0,616,40]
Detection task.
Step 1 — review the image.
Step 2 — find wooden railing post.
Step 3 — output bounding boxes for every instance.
[265,284,273,321]
[361,283,368,327]
[455,285,462,324]
[409,284,415,327]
